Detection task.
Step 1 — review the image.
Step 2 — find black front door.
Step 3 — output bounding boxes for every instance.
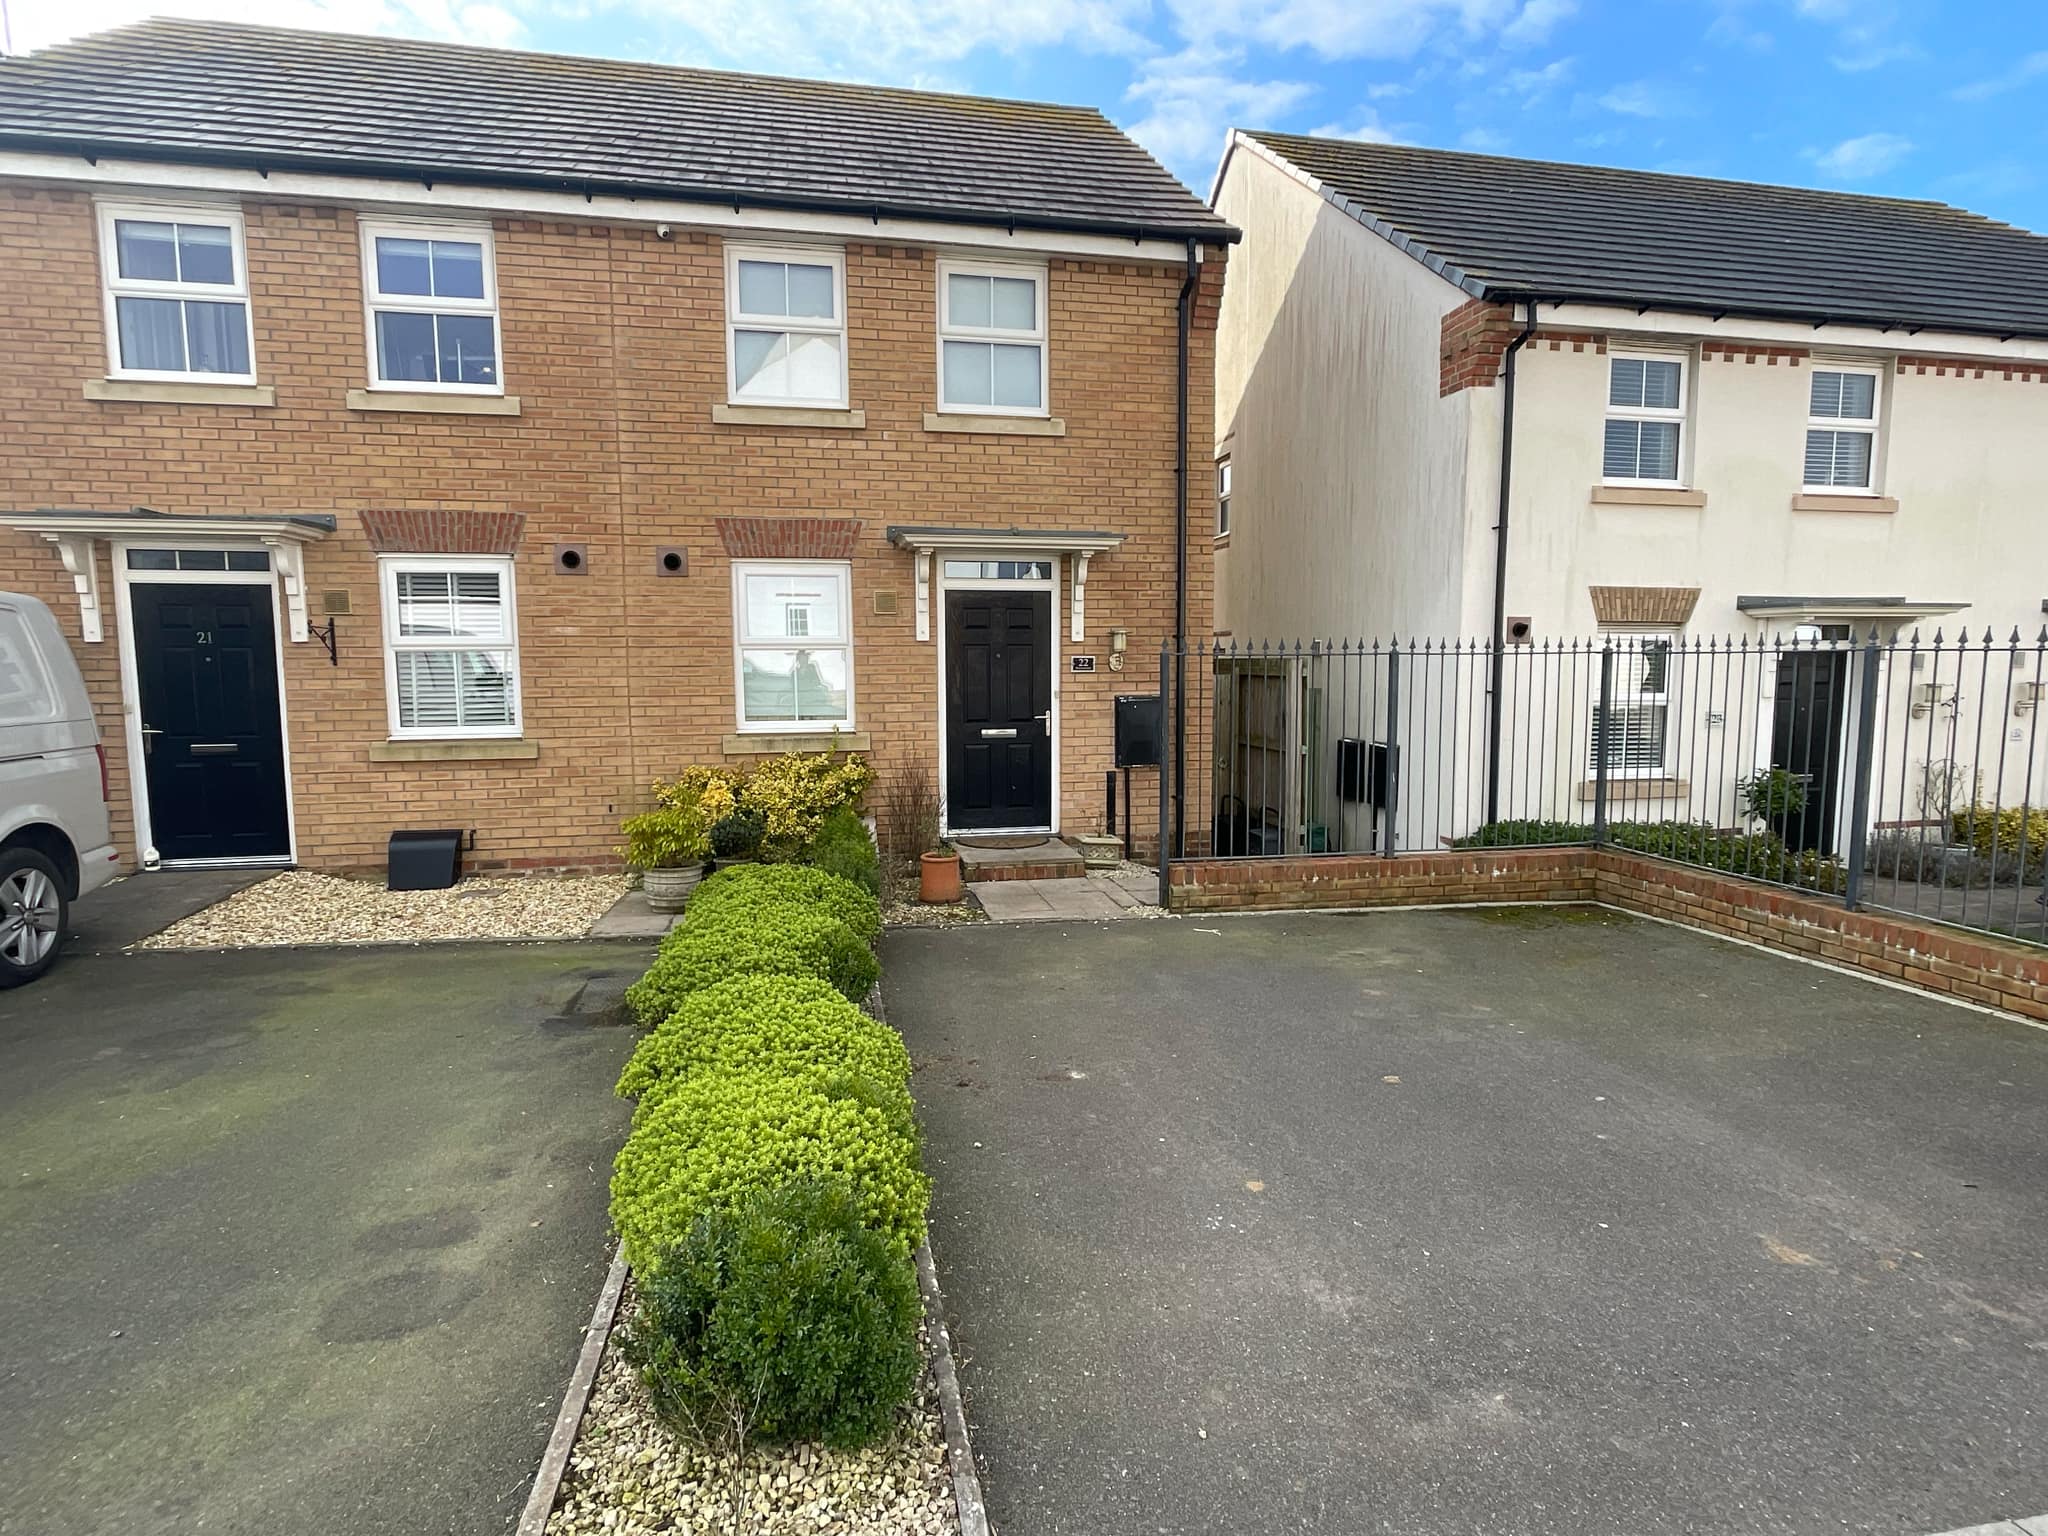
[946,590,1053,831]
[131,582,291,862]
[1770,647,1849,855]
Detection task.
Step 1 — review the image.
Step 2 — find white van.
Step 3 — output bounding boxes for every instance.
[0,593,120,986]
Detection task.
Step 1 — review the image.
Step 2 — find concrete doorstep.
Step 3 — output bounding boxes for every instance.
[969,870,1161,922]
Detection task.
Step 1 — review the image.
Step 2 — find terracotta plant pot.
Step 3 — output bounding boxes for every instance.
[919,850,964,904]
[642,863,706,913]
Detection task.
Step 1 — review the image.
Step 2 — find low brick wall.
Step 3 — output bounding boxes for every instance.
[1168,848,1596,911]
[1167,846,2048,1023]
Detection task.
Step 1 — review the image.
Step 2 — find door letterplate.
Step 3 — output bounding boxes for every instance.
[980,727,1018,738]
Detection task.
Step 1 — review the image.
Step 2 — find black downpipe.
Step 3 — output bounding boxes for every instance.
[1173,239,1197,855]
[1485,299,1540,827]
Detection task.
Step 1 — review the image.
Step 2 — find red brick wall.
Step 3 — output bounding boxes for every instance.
[1168,846,2048,1022]
[0,182,1222,871]
[1438,298,1516,396]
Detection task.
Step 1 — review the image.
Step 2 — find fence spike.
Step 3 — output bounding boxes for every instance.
[2012,626,2025,644]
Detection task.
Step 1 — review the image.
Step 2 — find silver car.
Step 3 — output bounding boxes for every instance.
[0,593,120,986]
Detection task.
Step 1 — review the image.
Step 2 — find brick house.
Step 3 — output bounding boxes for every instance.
[0,20,1233,874]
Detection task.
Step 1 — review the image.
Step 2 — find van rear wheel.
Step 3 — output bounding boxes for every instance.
[0,848,67,987]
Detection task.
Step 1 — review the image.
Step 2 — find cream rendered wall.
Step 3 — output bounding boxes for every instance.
[1212,146,1473,644]
[1500,341,2046,638]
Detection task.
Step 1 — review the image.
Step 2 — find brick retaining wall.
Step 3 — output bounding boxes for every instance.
[1169,847,2048,1023]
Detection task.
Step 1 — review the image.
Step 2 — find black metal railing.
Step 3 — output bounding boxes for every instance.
[1160,629,2048,947]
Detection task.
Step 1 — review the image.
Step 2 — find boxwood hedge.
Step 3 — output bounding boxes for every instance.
[686,862,882,945]
[625,908,878,1027]
[616,973,912,1106]
[611,1069,930,1270]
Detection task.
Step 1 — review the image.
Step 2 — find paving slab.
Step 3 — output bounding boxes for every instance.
[65,868,275,953]
[0,939,651,1536]
[969,876,1154,922]
[588,887,680,939]
[884,908,2048,1536]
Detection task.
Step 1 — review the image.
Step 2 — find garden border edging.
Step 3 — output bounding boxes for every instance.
[516,1241,629,1536]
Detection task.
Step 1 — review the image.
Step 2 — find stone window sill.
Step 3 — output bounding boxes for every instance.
[1791,493,1897,513]
[368,738,540,763]
[1590,485,1707,508]
[1576,777,1691,801]
[346,389,522,416]
[711,403,866,429]
[923,412,1066,437]
[721,731,872,756]
[84,378,277,407]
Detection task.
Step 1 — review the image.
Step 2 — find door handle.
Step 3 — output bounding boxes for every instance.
[141,724,163,757]
[980,728,1018,739]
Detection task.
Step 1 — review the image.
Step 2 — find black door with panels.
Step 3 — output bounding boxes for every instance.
[131,582,291,862]
[1770,646,1849,856]
[945,591,1054,831]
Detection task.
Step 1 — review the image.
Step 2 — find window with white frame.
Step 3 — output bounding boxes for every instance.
[725,245,847,408]
[732,561,854,731]
[97,203,255,381]
[1602,353,1687,484]
[379,557,520,737]
[1804,365,1882,491]
[938,260,1047,415]
[1590,629,1677,776]
[361,221,501,392]
[1216,456,1233,536]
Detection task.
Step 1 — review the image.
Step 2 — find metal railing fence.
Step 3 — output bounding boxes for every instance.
[1159,628,2048,947]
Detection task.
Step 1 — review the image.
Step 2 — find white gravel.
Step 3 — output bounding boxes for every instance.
[882,897,987,929]
[136,870,632,949]
[545,1295,961,1536]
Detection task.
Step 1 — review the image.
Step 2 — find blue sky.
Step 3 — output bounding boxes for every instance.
[7,0,2046,230]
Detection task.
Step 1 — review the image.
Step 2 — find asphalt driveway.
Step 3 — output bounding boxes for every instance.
[0,938,649,1536]
[885,908,2048,1536]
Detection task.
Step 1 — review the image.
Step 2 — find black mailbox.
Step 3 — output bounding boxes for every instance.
[1336,739,1396,809]
[1114,694,1163,768]
[388,829,464,891]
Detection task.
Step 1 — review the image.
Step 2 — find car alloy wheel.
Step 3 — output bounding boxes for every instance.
[0,866,61,969]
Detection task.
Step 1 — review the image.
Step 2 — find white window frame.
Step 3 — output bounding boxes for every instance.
[377,555,522,740]
[359,218,503,396]
[1216,456,1233,537]
[96,200,257,384]
[723,243,848,410]
[1592,627,1678,779]
[731,559,856,734]
[935,257,1050,418]
[1802,362,1884,493]
[1601,351,1689,488]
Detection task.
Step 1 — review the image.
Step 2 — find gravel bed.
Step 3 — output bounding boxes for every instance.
[883,898,987,929]
[136,870,633,949]
[545,1289,960,1536]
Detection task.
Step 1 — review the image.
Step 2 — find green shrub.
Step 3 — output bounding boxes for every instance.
[1452,817,1846,892]
[744,750,875,859]
[616,973,911,1105]
[1951,804,2048,874]
[687,862,882,945]
[1450,819,1591,848]
[611,1071,930,1269]
[709,809,766,861]
[618,800,710,870]
[626,909,878,1027]
[616,1179,921,1451]
[804,805,882,895]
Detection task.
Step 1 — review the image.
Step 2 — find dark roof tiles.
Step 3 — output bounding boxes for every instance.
[0,20,1233,241]
[1246,133,2048,338]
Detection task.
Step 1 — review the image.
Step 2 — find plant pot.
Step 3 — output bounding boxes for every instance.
[1073,834,1123,871]
[919,851,964,904]
[642,863,706,913]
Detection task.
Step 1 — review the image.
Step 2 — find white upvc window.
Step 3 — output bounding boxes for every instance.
[1591,629,1677,777]
[732,560,854,732]
[379,556,521,738]
[937,258,1048,416]
[1602,353,1687,485]
[725,244,848,408]
[1804,364,1883,491]
[360,220,502,393]
[97,201,255,383]
[1216,456,1233,537]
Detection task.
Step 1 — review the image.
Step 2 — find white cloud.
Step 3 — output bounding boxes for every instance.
[1505,54,1570,98]
[1365,79,1412,99]
[1305,112,1399,143]
[1500,0,1572,47]
[8,0,532,53]
[1953,50,2048,102]
[1460,126,1507,151]
[1811,131,1912,179]
[1123,44,1315,178]
[1165,0,1524,64]
[1597,79,1680,117]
